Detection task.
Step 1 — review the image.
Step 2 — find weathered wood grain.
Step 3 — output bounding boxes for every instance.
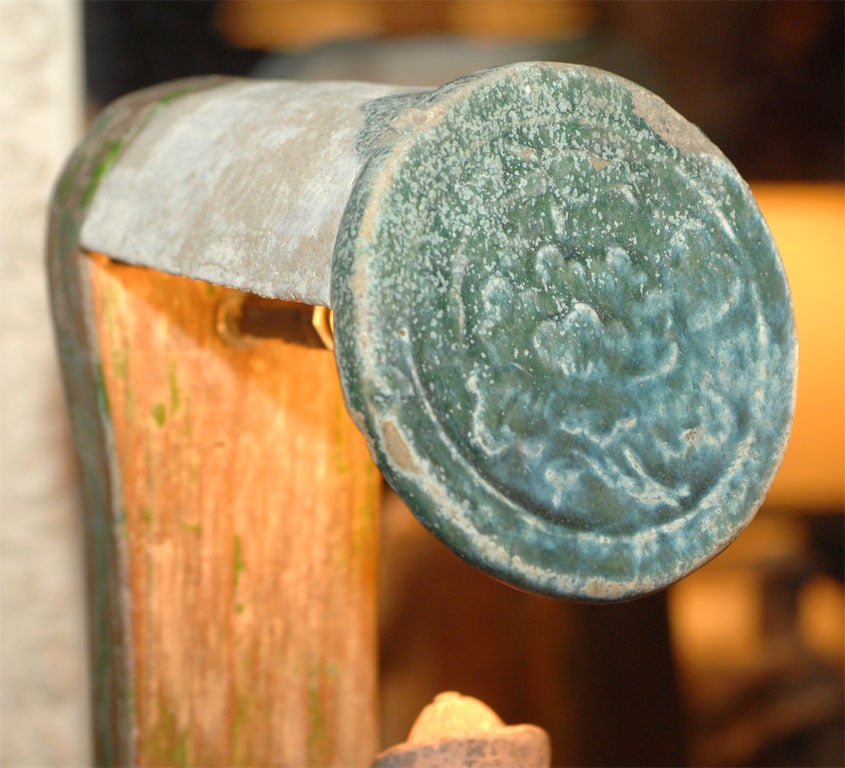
[87,254,380,767]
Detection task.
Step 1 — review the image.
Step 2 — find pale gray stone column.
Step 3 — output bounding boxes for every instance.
[0,1,90,764]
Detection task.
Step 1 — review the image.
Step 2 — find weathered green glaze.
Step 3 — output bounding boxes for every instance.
[53,61,796,618]
[47,76,230,765]
[333,62,797,600]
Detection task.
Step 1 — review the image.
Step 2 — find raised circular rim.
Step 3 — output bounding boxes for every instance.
[332,62,797,600]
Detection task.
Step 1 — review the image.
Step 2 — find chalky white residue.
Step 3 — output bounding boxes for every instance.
[82,79,418,305]
[339,62,795,599]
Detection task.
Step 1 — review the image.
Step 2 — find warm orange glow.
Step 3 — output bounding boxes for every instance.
[799,575,845,672]
[216,0,382,51]
[216,0,595,51]
[753,184,845,512]
[447,0,595,40]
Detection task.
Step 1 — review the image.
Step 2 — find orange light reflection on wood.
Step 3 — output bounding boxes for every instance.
[88,255,381,767]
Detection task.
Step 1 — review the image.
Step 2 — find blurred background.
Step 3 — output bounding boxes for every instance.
[1,1,842,766]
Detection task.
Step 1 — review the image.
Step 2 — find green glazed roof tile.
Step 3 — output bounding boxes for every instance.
[333,62,796,600]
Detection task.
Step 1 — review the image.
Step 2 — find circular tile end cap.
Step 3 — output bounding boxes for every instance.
[333,62,797,601]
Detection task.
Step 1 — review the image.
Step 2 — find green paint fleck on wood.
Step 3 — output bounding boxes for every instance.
[233,534,245,591]
[352,498,376,561]
[148,703,190,768]
[151,402,166,427]
[156,86,198,106]
[112,349,129,379]
[308,663,329,766]
[55,153,86,205]
[169,365,181,415]
[180,521,202,536]
[230,692,252,765]
[330,400,351,476]
[347,464,378,565]
[175,732,188,768]
[141,506,152,527]
[94,366,111,419]
[125,390,137,422]
[81,139,124,209]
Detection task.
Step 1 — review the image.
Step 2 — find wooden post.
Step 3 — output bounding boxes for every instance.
[54,248,380,766]
[48,82,381,764]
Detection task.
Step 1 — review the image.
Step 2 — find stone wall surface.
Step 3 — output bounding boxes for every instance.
[0,1,91,765]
